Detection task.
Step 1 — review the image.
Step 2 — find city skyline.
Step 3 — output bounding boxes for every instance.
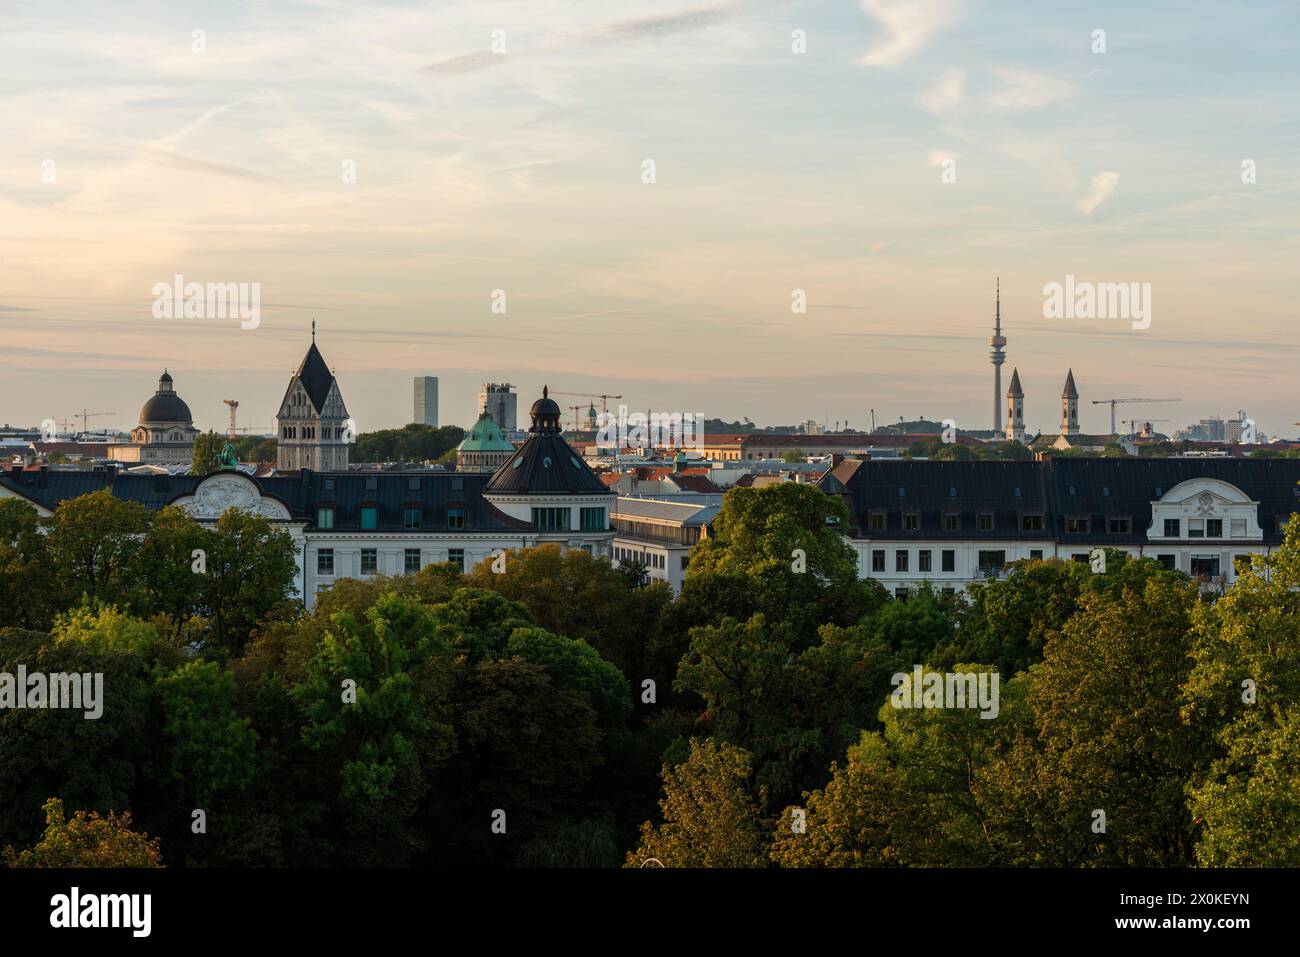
[3,0,1298,434]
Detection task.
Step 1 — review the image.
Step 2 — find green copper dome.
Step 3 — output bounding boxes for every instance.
[459,411,515,452]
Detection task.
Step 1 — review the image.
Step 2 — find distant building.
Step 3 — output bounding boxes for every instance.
[478,382,517,434]
[277,330,350,473]
[413,377,439,427]
[611,497,718,594]
[456,410,515,473]
[108,370,200,465]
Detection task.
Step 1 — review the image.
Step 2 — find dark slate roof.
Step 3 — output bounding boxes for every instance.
[818,457,1300,544]
[0,468,528,532]
[483,434,612,496]
[294,342,336,413]
[139,391,193,424]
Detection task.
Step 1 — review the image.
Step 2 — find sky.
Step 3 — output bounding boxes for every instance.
[2,0,1298,438]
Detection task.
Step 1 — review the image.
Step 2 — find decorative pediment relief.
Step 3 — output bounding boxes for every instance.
[173,474,291,520]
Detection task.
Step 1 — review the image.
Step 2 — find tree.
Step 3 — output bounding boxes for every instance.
[352,424,464,463]
[196,509,299,655]
[135,506,207,636]
[153,661,258,807]
[192,430,225,474]
[44,490,149,611]
[3,798,162,868]
[626,739,769,868]
[0,499,55,629]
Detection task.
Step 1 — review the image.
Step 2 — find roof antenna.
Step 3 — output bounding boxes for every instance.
[311,319,316,342]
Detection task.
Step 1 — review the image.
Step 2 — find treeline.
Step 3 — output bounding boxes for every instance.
[0,483,1297,866]
[352,423,464,464]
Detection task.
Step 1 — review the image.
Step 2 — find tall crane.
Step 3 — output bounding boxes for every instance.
[551,390,624,413]
[72,409,115,432]
[566,405,585,431]
[1091,397,1181,434]
[1126,417,1170,437]
[223,400,240,439]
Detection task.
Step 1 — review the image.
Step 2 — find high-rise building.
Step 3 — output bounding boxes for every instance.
[988,278,1007,437]
[413,376,439,426]
[478,382,517,434]
[277,325,350,472]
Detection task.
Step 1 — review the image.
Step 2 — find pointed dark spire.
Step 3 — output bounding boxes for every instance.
[1007,367,1023,397]
[1063,368,1078,398]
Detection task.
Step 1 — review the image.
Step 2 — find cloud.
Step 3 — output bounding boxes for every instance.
[142,149,280,185]
[986,67,1075,111]
[857,0,961,67]
[1075,171,1120,215]
[917,68,965,114]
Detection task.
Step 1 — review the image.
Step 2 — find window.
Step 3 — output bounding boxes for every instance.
[317,507,334,529]
[919,550,932,572]
[360,506,378,530]
[1108,517,1131,534]
[894,587,909,600]
[404,549,421,573]
[407,478,420,491]
[447,507,466,530]
[403,507,422,530]
[446,548,465,571]
[978,513,993,531]
[895,550,908,572]
[1071,553,1089,562]
[904,512,919,531]
[1231,518,1246,537]
[941,587,956,596]
[1206,519,1223,538]
[868,512,884,531]
[1189,518,1204,538]
[942,550,955,572]
[452,478,464,492]
[871,549,885,573]
[1021,514,1043,531]
[532,507,571,531]
[580,507,606,531]
[1157,554,1177,570]
[1066,517,1089,534]
[361,549,377,575]
[943,513,959,531]
[977,550,1006,575]
[324,478,335,491]
[364,476,378,491]
[1030,549,1044,560]
[317,549,334,575]
[1164,518,1180,537]
[1190,555,1220,579]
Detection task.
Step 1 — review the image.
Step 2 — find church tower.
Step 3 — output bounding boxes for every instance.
[1005,367,1025,443]
[276,324,350,472]
[1061,368,1080,436]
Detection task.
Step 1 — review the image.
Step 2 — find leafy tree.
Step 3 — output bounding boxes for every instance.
[135,506,207,636]
[196,509,299,655]
[43,490,149,611]
[626,739,769,868]
[0,499,55,629]
[192,430,224,474]
[152,661,258,807]
[3,798,162,868]
[353,423,464,463]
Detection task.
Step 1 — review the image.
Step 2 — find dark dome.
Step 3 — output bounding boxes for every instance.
[139,392,193,424]
[528,385,562,434]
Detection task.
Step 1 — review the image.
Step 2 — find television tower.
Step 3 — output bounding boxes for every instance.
[989,278,1007,436]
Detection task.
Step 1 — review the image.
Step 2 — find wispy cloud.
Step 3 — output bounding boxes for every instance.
[986,67,1075,112]
[1076,171,1120,215]
[857,0,962,67]
[917,68,965,114]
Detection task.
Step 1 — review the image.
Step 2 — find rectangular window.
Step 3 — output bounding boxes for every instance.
[1157,554,1177,570]
[977,550,1006,575]
[580,507,606,531]
[1021,514,1043,531]
[1206,519,1223,538]
[895,550,908,572]
[317,507,334,529]
[1231,518,1246,537]
[941,587,956,596]
[941,549,955,572]
[943,513,959,532]
[978,513,994,531]
[447,507,466,530]
[1189,518,1205,538]
[531,507,571,531]
[404,549,421,573]
[1164,518,1180,537]
[448,548,465,572]
[918,549,932,572]
[1066,517,1089,534]
[1030,549,1044,560]
[1190,554,1220,578]
[403,507,422,530]
[317,549,334,575]
[871,549,885,573]
[1108,517,1131,534]
[361,549,377,575]
[360,506,378,530]
[868,512,884,531]
[894,587,909,600]
[904,512,919,531]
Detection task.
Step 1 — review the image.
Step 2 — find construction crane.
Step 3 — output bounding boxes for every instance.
[1126,417,1170,437]
[551,390,624,413]
[72,409,115,432]
[1092,397,1181,434]
[223,400,240,439]
[565,405,585,431]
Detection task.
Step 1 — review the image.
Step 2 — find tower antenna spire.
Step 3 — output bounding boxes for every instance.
[989,278,1007,436]
[312,319,316,342]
